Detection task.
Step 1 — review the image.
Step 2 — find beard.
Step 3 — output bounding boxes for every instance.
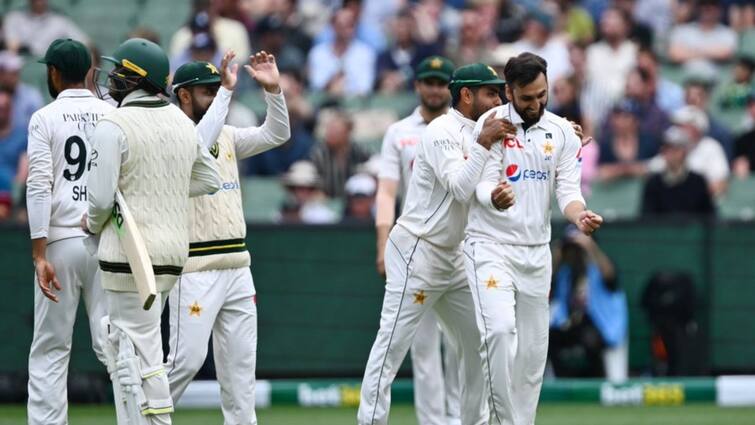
[513,100,545,128]
[420,94,448,114]
[191,97,209,124]
[47,72,58,99]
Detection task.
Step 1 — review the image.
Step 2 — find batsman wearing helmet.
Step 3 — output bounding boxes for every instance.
[82,38,221,425]
[166,49,290,424]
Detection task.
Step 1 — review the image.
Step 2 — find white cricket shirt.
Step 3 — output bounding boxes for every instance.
[378,107,426,195]
[395,108,492,249]
[26,89,114,242]
[467,103,585,246]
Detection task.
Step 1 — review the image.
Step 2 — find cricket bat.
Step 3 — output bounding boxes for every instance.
[113,190,157,310]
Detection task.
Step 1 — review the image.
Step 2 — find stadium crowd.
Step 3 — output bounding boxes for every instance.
[0,0,753,225]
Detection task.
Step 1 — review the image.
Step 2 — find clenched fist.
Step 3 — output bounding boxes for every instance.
[491,181,515,211]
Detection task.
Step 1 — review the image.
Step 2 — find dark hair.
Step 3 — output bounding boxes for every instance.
[54,65,88,85]
[451,85,479,108]
[503,52,548,88]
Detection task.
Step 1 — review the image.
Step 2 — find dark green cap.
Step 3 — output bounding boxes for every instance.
[172,61,221,94]
[415,55,455,82]
[38,38,91,80]
[449,63,506,93]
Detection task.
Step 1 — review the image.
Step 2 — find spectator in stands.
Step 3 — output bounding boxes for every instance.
[245,70,315,176]
[412,0,461,46]
[684,77,734,159]
[309,109,369,199]
[727,1,755,33]
[642,126,715,217]
[634,0,674,43]
[613,0,654,48]
[0,89,27,220]
[555,0,596,45]
[170,1,250,63]
[128,27,161,46]
[2,0,88,56]
[717,56,755,112]
[582,7,637,128]
[512,11,573,83]
[668,0,737,66]
[613,67,670,148]
[733,92,755,179]
[255,0,313,57]
[279,160,338,224]
[375,8,442,93]
[597,101,656,182]
[307,7,376,97]
[0,51,43,130]
[252,15,306,74]
[549,226,628,381]
[664,105,730,197]
[445,8,492,66]
[493,0,527,43]
[341,173,376,224]
[312,0,397,53]
[636,47,684,114]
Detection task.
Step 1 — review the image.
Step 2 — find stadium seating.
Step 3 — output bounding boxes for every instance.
[718,176,755,220]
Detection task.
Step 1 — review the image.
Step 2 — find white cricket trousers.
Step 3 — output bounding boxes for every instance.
[411,311,461,425]
[27,236,107,425]
[358,225,488,425]
[463,240,551,425]
[107,290,172,425]
[166,267,257,425]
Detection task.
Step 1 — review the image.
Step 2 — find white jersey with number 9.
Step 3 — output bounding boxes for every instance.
[26,89,114,243]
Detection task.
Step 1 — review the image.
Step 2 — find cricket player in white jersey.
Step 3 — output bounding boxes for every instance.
[464,53,602,425]
[166,50,290,424]
[25,38,113,425]
[359,63,517,425]
[376,55,461,425]
[83,38,220,425]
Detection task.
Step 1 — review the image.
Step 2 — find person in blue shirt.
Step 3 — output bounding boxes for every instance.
[549,225,628,379]
[0,88,27,219]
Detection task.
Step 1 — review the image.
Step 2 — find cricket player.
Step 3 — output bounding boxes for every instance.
[375,55,461,425]
[25,38,113,425]
[359,63,516,425]
[166,50,290,424]
[463,52,603,425]
[83,38,221,425]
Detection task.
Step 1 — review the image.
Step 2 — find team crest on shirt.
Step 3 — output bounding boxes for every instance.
[543,140,554,160]
[209,142,220,159]
[413,290,426,305]
[189,301,202,317]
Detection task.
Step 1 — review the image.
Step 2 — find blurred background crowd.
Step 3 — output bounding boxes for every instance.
[0,0,753,226]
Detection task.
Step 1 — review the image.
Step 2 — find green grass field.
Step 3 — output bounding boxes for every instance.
[2,404,755,425]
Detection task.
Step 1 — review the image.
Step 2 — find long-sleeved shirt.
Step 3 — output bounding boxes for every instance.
[26,88,113,242]
[467,103,585,246]
[195,86,290,158]
[396,108,491,248]
[86,90,221,234]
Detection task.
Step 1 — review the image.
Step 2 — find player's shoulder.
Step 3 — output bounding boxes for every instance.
[543,111,577,142]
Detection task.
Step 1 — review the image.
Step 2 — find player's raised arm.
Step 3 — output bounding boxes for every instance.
[233,51,290,159]
[194,50,238,149]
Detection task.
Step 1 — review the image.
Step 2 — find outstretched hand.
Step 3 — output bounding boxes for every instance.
[220,50,239,91]
[576,210,603,235]
[244,50,281,94]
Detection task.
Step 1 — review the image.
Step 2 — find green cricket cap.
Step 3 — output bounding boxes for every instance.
[415,56,455,82]
[449,63,506,93]
[38,38,91,80]
[172,61,222,94]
